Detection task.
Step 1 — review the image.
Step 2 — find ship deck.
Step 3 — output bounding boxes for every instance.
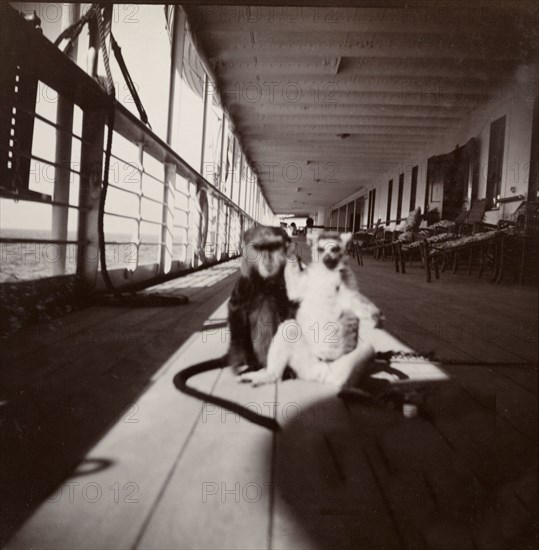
[2,244,537,549]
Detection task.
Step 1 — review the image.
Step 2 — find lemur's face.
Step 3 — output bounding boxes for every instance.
[314,232,352,270]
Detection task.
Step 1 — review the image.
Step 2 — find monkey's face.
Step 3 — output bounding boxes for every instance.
[313,232,352,270]
[241,226,290,279]
[256,243,286,278]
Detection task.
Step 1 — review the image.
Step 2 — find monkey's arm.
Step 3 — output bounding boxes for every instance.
[237,368,281,387]
[226,279,252,367]
[238,320,292,386]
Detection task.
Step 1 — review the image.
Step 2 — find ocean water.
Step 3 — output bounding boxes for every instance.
[0,228,164,283]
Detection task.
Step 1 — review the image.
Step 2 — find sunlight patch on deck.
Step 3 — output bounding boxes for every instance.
[146,263,239,291]
[8,300,234,550]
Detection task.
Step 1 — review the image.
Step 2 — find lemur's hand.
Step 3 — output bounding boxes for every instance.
[286,240,297,255]
[237,369,279,387]
[284,256,306,301]
[286,242,302,264]
[371,307,385,329]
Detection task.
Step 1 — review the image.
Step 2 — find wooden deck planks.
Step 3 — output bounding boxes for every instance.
[6,309,226,550]
[1,263,240,544]
[137,329,277,550]
[0,265,234,367]
[2,267,239,427]
[0,266,237,392]
[343,376,490,549]
[351,257,537,470]
[271,380,403,550]
[352,259,538,363]
[270,326,448,550]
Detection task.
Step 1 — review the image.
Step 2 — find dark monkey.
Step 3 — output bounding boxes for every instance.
[227,225,294,372]
[173,225,296,430]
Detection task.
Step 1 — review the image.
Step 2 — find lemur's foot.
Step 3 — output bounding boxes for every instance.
[237,369,278,387]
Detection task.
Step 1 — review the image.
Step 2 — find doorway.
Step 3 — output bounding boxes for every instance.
[425,138,479,224]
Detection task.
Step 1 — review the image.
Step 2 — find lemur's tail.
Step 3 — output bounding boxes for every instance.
[173,357,281,432]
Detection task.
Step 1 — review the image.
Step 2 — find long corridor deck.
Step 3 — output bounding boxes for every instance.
[2,249,537,549]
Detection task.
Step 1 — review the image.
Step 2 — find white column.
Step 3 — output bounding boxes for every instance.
[317,207,326,226]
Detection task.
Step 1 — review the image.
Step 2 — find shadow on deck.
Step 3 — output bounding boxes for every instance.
[0,262,240,544]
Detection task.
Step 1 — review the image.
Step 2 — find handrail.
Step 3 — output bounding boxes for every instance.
[2,6,107,109]
[0,238,85,245]
[1,4,254,223]
[113,102,252,220]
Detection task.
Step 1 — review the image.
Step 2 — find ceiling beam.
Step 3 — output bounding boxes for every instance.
[241,125,449,134]
[233,103,473,115]
[219,76,496,97]
[245,114,462,124]
[249,144,424,152]
[213,39,524,62]
[242,117,459,128]
[252,145,418,152]
[189,7,510,35]
[248,133,434,142]
[162,0,537,7]
[225,91,490,108]
[247,142,428,151]
[255,162,409,172]
[249,152,423,160]
[216,61,504,80]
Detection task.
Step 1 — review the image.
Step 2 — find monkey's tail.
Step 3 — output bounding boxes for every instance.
[173,358,281,432]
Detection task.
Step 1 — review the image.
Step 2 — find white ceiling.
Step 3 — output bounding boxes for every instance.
[185,2,539,215]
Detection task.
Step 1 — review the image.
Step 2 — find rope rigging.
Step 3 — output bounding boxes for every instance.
[55,3,185,306]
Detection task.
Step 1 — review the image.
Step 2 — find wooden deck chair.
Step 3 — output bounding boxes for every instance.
[393,232,458,274]
[428,202,539,283]
[394,204,485,277]
[393,207,423,241]
[496,201,539,284]
[420,230,504,282]
[431,198,488,273]
[458,198,487,235]
[351,239,364,266]
[368,209,422,261]
[351,219,382,265]
[354,218,382,249]
[395,200,490,277]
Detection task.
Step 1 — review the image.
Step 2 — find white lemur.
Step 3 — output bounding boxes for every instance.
[238,231,383,388]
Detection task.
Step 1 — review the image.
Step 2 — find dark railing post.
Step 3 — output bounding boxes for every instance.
[224,204,230,257]
[214,195,222,260]
[160,163,176,274]
[228,136,236,203]
[52,3,80,276]
[200,74,209,175]
[77,109,105,287]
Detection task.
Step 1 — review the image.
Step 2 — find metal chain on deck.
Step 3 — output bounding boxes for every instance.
[374,351,536,368]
